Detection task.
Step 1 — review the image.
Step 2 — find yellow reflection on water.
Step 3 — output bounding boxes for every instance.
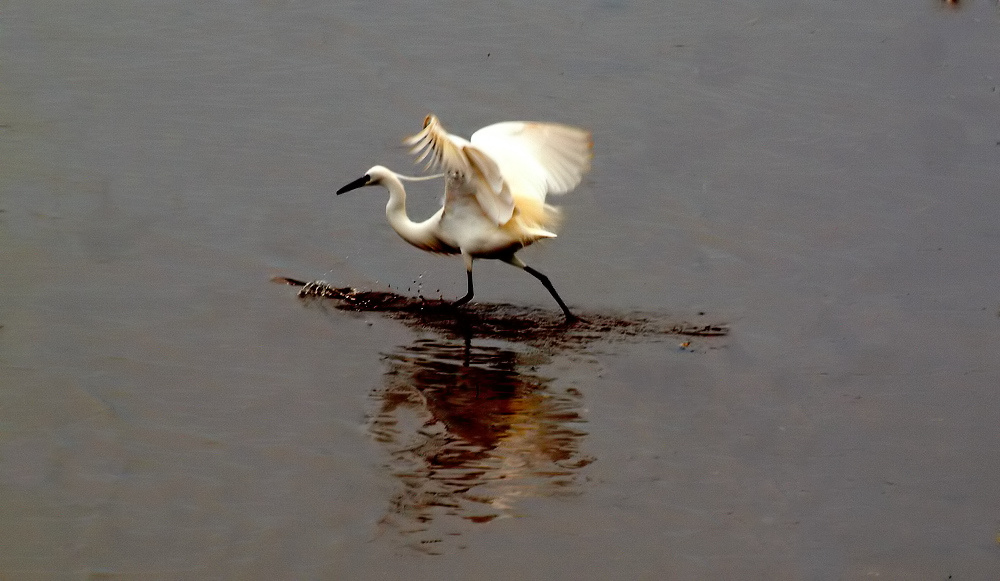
[369,337,592,554]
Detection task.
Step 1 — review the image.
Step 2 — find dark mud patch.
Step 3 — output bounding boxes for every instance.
[273,277,729,349]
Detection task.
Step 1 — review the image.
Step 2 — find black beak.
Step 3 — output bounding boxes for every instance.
[336,174,370,195]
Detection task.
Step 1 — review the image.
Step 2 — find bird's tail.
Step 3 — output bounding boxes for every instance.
[508,193,561,243]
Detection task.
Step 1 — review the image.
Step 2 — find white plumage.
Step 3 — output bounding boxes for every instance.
[336,114,592,321]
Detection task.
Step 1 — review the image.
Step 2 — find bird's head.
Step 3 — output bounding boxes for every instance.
[336,165,442,196]
[336,165,391,195]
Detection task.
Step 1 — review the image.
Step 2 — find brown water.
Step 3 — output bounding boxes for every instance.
[2,0,999,578]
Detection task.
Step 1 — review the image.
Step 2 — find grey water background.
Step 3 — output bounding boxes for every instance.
[2,0,999,578]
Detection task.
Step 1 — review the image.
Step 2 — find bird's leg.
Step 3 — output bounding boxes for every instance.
[524,266,577,322]
[452,251,475,307]
[453,271,474,307]
[504,256,578,322]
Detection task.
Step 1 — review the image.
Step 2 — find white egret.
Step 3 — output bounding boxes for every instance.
[336,114,592,321]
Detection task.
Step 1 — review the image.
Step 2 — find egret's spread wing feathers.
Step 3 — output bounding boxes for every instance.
[470,121,593,201]
[406,114,515,226]
[465,145,514,225]
[405,115,469,174]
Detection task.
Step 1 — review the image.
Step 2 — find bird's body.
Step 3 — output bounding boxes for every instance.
[336,115,592,320]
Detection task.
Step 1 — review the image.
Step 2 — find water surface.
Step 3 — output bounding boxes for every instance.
[2,0,999,578]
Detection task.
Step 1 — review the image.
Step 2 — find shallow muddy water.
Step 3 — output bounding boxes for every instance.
[2,0,999,578]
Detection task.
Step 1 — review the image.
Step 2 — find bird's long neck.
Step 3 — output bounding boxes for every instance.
[382,172,438,250]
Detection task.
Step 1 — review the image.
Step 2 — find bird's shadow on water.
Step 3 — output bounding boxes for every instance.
[274,277,728,554]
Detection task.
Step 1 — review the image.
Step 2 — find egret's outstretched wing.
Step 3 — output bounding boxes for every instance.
[406,115,515,225]
[464,145,515,224]
[405,114,469,174]
[470,121,593,202]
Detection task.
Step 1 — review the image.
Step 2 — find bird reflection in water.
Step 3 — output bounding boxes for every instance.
[368,336,591,554]
[276,277,728,553]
